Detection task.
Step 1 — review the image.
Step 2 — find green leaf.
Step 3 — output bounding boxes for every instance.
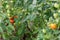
[0,27,3,33]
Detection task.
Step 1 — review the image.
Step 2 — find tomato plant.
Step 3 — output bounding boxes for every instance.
[0,0,60,40]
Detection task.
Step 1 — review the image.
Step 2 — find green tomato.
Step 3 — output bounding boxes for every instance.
[54,3,59,8]
[42,29,46,33]
[7,13,10,17]
[58,10,60,13]
[53,13,58,18]
[7,9,10,13]
[6,5,9,9]
[10,0,13,3]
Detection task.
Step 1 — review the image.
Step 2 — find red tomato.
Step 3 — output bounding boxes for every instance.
[10,19,14,24]
[9,16,17,24]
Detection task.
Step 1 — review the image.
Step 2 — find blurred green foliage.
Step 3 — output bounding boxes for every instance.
[0,0,60,40]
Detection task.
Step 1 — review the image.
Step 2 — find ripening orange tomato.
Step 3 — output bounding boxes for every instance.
[9,16,18,24]
[10,17,14,24]
[50,23,57,30]
[10,19,14,24]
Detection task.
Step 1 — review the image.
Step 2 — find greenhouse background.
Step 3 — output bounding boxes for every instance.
[0,0,60,40]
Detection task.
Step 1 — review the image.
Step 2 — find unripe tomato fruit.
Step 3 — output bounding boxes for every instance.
[54,3,59,8]
[53,13,58,18]
[42,29,46,33]
[50,23,57,30]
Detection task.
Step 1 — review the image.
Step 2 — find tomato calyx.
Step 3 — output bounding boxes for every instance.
[14,16,18,18]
